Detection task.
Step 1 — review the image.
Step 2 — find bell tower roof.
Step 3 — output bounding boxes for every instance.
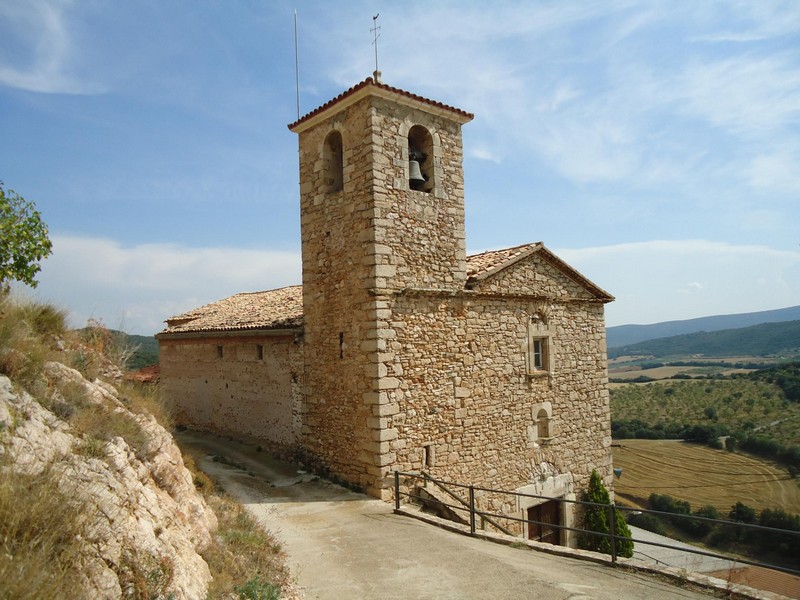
[288,76,474,133]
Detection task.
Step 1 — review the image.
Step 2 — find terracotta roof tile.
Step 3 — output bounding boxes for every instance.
[288,77,473,131]
[160,285,303,335]
[160,244,611,336]
[465,243,540,280]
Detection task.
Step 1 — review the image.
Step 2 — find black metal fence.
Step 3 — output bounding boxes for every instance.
[394,471,800,586]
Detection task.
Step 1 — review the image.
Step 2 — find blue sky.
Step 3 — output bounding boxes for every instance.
[1,1,799,335]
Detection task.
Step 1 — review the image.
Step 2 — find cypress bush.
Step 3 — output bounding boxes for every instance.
[579,470,634,558]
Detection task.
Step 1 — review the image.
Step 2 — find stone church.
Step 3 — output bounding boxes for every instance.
[158,76,615,544]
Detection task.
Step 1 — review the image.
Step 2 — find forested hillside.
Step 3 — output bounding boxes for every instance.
[75,327,159,369]
[608,320,800,359]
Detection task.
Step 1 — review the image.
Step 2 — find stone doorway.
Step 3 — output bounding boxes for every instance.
[527,500,561,545]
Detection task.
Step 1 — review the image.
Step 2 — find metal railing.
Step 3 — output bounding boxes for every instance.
[393,471,800,581]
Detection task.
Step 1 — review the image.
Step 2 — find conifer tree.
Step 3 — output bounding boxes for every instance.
[579,469,634,558]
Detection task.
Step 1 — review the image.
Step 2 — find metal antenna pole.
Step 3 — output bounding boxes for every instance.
[294,10,300,120]
[371,14,381,81]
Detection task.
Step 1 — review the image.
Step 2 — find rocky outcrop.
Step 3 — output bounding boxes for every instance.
[0,363,218,599]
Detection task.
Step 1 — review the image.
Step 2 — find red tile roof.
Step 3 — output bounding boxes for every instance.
[466,243,541,280]
[466,243,613,301]
[160,285,303,335]
[160,245,611,336]
[288,76,474,131]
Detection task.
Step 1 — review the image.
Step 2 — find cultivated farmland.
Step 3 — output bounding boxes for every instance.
[612,439,800,515]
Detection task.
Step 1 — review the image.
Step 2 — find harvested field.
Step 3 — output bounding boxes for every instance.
[611,439,800,514]
[608,366,751,380]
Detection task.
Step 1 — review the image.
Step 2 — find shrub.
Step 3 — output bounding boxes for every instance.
[578,470,634,558]
[201,492,290,598]
[626,512,666,535]
[729,501,757,524]
[649,493,690,516]
[235,577,281,600]
[688,505,720,537]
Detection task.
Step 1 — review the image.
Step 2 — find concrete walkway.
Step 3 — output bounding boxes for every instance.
[177,431,719,600]
[629,526,737,573]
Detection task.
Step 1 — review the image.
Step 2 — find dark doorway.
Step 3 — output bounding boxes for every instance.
[527,500,561,545]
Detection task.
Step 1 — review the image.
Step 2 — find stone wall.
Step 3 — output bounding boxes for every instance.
[159,334,303,446]
[296,95,378,490]
[388,294,612,485]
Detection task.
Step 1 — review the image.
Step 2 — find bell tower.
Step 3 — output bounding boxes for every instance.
[289,77,473,495]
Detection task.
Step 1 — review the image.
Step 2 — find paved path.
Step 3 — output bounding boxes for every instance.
[629,526,736,573]
[177,431,718,600]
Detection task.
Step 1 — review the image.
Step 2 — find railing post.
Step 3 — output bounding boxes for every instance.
[469,485,476,535]
[609,502,617,564]
[394,471,400,511]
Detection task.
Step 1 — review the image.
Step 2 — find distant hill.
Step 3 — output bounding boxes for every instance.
[75,328,159,370]
[607,305,800,348]
[608,319,800,359]
[125,333,159,369]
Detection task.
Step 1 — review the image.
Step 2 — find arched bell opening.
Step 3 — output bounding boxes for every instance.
[408,125,434,192]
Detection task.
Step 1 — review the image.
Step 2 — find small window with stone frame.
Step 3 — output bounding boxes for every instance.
[527,312,553,376]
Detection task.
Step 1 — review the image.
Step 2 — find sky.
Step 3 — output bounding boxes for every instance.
[1,0,799,335]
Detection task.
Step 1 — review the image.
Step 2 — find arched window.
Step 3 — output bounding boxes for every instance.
[408,125,434,192]
[323,131,343,192]
[536,408,551,439]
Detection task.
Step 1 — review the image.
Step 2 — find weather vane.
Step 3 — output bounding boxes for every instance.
[371,14,381,81]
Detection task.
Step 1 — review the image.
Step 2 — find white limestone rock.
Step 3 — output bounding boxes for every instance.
[0,367,218,600]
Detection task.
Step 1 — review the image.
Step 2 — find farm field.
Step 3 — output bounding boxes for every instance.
[608,365,752,381]
[612,439,800,515]
[607,355,780,382]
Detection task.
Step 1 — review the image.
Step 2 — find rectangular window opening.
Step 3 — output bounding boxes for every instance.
[256,344,264,360]
[339,332,344,359]
[216,345,224,359]
[529,336,549,374]
[423,444,434,469]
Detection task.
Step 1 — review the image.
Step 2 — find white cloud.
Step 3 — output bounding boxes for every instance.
[25,234,800,336]
[470,146,502,163]
[0,0,105,94]
[671,55,800,138]
[557,240,800,326]
[26,235,302,335]
[746,149,800,194]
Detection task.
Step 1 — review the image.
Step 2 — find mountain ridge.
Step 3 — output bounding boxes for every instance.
[607,305,800,348]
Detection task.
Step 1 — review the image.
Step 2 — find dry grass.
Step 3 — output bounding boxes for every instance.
[0,293,66,389]
[1,295,293,598]
[0,460,86,600]
[612,439,800,514]
[180,452,293,598]
[119,380,174,432]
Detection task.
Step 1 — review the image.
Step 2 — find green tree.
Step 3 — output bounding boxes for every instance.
[729,501,757,524]
[579,469,634,558]
[0,183,52,290]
